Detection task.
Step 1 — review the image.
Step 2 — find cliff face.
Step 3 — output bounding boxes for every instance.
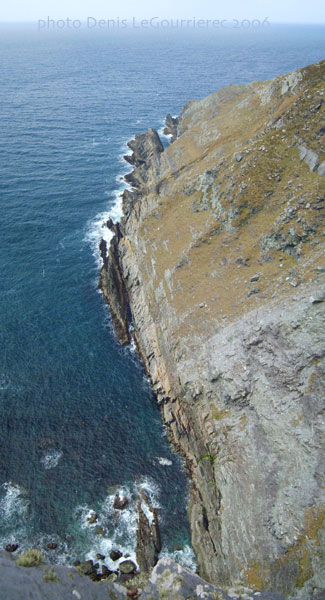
[100,61,325,598]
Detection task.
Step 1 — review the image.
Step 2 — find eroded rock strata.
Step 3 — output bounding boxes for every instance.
[100,61,325,598]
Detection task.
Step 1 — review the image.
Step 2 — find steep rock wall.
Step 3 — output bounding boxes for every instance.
[100,61,325,598]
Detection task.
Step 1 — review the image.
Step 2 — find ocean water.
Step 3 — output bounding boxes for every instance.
[0,23,324,567]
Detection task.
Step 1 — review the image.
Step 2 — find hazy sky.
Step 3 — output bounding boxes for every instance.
[1,0,325,24]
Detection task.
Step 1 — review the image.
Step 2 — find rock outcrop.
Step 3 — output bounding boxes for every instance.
[136,492,162,573]
[163,113,179,142]
[0,552,286,600]
[98,221,130,345]
[99,61,325,598]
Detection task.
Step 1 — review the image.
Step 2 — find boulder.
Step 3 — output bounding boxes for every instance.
[110,550,123,561]
[119,560,137,575]
[5,544,19,553]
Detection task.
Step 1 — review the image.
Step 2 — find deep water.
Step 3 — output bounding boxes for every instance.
[0,23,324,566]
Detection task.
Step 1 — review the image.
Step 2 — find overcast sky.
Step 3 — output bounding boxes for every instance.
[1,0,325,24]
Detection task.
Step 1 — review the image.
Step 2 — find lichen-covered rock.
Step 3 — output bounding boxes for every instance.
[0,553,286,600]
[0,551,126,600]
[99,60,325,599]
[141,558,285,600]
[119,559,137,574]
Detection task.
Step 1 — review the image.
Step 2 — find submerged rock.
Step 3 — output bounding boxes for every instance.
[87,512,98,524]
[46,542,58,550]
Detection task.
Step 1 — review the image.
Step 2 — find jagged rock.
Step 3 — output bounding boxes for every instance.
[136,492,161,572]
[163,113,179,142]
[99,238,108,268]
[113,493,129,510]
[127,128,163,168]
[98,233,131,346]
[106,217,115,230]
[124,128,163,192]
[96,553,105,560]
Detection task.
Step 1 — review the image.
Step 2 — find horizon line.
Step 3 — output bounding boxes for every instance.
[0,19,325,26]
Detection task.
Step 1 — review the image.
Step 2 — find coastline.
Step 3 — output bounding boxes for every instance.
[98,61,325,598]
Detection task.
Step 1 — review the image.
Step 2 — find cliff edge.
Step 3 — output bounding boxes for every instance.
[99,61,325,599]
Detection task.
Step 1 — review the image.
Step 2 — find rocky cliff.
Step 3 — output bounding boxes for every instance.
[99,61,325,599]
[0,552,285,600]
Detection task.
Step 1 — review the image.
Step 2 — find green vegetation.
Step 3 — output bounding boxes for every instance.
[126,571,149,589]
[43,567,60,583]
[16,548,44,567]
[198,453,216,465]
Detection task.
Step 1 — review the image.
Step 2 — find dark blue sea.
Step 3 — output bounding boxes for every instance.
[0,23,324,567]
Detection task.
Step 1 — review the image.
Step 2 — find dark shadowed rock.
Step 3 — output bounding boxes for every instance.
[110,549,123,561]
[5,544,19,553]
[136,492,161,573]
[99,238,108,268]
[101,565,114,578]
[113,493,129,510]
[46,542,58,550]
[96,553,105,560]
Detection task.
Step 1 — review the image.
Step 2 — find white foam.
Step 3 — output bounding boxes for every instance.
[158,124,172,144]
[84,140,133,267]
[0,482,29,519]
[156,457,173,466]
[40,450,63,470]
[161,544,196,571]
[129,338,137,354]
[73,476,162,569]
[135,476,161,508]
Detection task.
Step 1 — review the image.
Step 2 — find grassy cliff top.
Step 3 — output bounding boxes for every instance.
[125,61,324,344]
